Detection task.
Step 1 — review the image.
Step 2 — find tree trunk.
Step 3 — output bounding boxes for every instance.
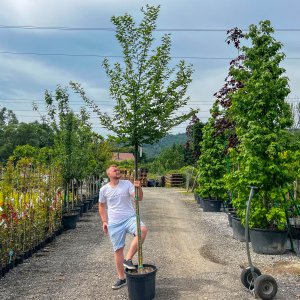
[134,143,143,269]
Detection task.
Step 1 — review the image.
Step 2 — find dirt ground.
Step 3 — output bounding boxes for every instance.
[0,187,299,299]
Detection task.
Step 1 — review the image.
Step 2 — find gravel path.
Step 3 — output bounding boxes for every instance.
[0,187,299,299]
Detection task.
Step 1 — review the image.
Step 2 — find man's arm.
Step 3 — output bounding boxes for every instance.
[99,202,108,234]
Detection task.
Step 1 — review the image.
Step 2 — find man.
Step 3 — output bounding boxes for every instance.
[99,165,148,290]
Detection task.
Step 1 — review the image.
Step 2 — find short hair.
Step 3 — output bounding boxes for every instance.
[106,165,118,176]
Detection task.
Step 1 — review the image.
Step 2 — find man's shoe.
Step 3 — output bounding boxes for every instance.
[112,278,126,290]
[123,259,136,270]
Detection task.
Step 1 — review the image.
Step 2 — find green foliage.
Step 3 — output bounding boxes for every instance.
[41,85,113,199]
[142,133,187,159]
[147,144,185,174]
[0,117,54,163]
[12,144,38,160]
[71,5,196,147]
[111,159,134,170]
[0,107,18,126]
[184,114,204,165]
[225,20,297,229]
[196,103,227,200]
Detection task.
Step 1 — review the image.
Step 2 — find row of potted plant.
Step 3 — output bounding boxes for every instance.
[0,157,64,276]
[0,150,102,278]
[195,21,300,255]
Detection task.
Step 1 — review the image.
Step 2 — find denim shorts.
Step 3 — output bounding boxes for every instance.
[108,215,145,251]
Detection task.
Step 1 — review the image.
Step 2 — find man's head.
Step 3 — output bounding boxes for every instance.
[106,165,121,180]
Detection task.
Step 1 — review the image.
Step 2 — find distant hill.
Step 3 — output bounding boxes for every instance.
[142,133,187,159]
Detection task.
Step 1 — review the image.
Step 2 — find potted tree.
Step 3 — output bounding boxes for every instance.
[71,5,197,299]
[225,20,298,254]
[196,102,227,212]
[42,86,83,230]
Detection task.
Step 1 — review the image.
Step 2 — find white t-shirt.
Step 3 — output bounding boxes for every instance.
[99,180,135,224]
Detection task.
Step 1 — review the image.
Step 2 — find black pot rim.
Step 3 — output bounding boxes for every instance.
[250,227,288,233]
[202,198,223,202]
[63,212,79,217]
[125,264,157,278]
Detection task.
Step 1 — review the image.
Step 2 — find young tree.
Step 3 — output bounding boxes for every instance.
[71,5,197,269]
[196,102,228,201]
[43,86,89,211]
[184,114,204,165]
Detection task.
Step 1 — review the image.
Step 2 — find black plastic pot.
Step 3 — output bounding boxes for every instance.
[232,216,246,242]
[199,197,206,208]
[93,194,99,204]
[87,199,94,210]
[147,180,156,187]
[82,201,89,213]
[250,228,288,254]
[71,207,81,221]
[202,199,222,212]
[290,225,300,240]
[0,266,6,277]
[227,212,235,227]
[8,261,14,270]
[56,226,63,235]
[62,213,78,230]
[125,264,157,300]
[75,204,84,217]
[16,254,24,265]
[24,249,32,259]
[194,194,201,206]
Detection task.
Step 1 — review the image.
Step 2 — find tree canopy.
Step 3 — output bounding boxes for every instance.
[71,5,197,147]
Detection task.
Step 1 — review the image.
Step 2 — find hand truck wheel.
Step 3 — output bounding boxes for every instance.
[240,266,261,290]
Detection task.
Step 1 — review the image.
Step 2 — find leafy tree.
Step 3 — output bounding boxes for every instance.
[149,144,185,174]
[143,133,187,160]
[12,144,38,161]
[0,107,18,126]
[71,5,196,269]
[225,20,297,230]
[196,103,227,200]
[43,86,88,210]
[42,86,112,208]
[184,114,204,165]
[0,120,54,163]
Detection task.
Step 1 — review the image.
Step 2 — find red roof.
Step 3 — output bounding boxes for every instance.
[112,152,135,161]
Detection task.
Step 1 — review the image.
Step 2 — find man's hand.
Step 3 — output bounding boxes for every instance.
[102,222,108,234]
[133,180,141,188]
[132,180,143,201]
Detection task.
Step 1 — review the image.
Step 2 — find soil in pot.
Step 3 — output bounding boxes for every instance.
[125,264,157,300]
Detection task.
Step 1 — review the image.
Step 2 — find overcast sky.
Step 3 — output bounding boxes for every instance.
[1,0,300,136]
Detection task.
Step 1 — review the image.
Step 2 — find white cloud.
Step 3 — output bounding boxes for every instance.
[0,0,145,26]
